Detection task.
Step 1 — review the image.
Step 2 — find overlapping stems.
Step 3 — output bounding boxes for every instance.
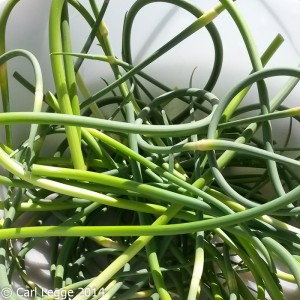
[0,0,300,299]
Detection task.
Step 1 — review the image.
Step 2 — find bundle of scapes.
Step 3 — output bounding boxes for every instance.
[0,0,300,299]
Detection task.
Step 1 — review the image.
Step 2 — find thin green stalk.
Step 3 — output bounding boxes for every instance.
[61,2,81,139]
[74,0,109,73]
[206,261,226,300]
[203,240,255,300]
[76,72,105,119]
[218,107,300,130]
[206,0,292,204]
[1,129,297,236]
[223,245,239,300]
[80,3,224,108]
[206,188,300,235]
[187,229,204,300]
[0,0,21,148]
[193,34,284,190]
[49,0,86,170]
[42,90,117,169]
[72,204,182,300]
[122,0,223,92]
[194,139,300,169]
[2,146,212,216]
[31,166,220,213]
[146,243,172,300]
[96,264,130,300]
[0,200,90,212]
[0,188,24,300]
[262,237,300,290]
[205,67,300,206]
[213,229,266,300]
[1,70,299,138]
[239,240,283,299]
[0,49,44,166]
[54,238,77,288]
[1,180,300,238]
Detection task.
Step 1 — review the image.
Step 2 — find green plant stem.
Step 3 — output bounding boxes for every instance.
[122,0,223,92]
[1,179,300,238]
[49,0,86,170]
[223,245,239,300]
[214,229,267,300]
[72,204,182,300]
[0,49,43,155]
[208,0,285,203]
[74,0,109,73]
[61,3,81,138]
[194,139,300,169]
[187,229,204,300]
[0,1,300,298]
[0,188,24,300]
[193,33,283,192]
[80,3,224,108]
[206,68,300,206]
[0,0,21,148]
[262,237,300,290]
